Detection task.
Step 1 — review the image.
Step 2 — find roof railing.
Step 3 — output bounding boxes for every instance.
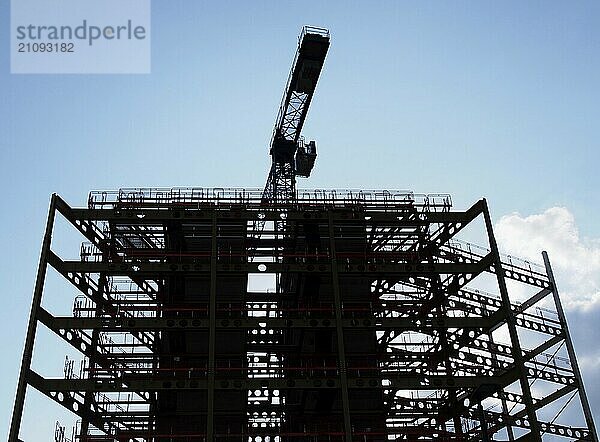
[89,187,451,211]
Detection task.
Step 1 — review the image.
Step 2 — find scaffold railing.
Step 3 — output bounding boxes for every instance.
[88,187,452,212]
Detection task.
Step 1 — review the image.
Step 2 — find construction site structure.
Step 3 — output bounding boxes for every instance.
[8,188,599,441]
[9,26,599,442]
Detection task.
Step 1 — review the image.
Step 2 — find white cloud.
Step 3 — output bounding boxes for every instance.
[495,207,600,310]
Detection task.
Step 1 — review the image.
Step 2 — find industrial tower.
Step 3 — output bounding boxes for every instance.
[10,26,598,442]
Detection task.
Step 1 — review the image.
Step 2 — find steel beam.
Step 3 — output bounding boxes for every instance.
[543,251,598,442]
[483,199,542,440]
[9,195,57,442]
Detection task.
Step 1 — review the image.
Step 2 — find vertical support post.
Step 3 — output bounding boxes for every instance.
[487,331,515,441]
[433,275,463,436]
[207,213,217,441]
[542,251,598,442]
[482,199,542,440]
[478,402,491,442]
[9,195,57,442]
[79,272,107,438]
[327,211,353,442]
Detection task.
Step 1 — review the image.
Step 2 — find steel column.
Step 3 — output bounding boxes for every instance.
[543,251,598,442]
[328,210,353,442]
[207,213,218,440]
[9,195,57,442]
[482,199,542,440]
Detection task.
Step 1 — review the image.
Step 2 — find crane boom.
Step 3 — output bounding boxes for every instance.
[263,26,330,203]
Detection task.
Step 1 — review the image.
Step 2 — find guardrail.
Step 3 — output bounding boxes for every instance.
[88,187,452,211]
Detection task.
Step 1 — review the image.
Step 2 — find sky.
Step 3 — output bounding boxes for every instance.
[1,0,600,439]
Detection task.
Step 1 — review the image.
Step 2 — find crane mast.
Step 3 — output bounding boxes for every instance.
[263,26,330,203]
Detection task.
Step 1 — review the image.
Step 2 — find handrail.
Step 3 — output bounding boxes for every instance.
[88,187,451,211]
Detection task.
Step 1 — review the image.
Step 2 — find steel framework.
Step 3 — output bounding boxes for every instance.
[9,187,598,441]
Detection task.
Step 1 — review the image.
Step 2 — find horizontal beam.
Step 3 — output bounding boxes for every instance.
[48,251,494,276]
[41,314,498,331]
[27,369,519,392]
[65,207,481,224]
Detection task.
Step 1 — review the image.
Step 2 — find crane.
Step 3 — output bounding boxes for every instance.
[262,26,330,203]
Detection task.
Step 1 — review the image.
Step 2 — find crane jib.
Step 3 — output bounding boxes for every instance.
[264,26,330,203]
[290,34,330,95]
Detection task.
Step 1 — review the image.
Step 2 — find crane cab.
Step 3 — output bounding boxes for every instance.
[295,139,317,177]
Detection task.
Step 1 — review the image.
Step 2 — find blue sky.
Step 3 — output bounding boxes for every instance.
[2,1,600,439]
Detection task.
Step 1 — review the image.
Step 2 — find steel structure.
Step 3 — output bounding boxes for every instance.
[9,188,599,441]
[9,26,598,442]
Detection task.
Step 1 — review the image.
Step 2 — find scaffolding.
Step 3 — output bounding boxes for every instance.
[8,187,597,441]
